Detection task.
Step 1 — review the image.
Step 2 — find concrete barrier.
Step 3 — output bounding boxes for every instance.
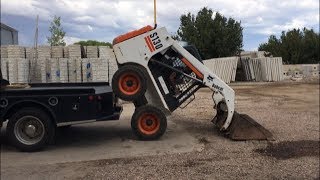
[203,57,239,83]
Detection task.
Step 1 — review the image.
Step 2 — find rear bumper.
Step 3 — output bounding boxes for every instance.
[56,105,123,127]
[96,105,123,121]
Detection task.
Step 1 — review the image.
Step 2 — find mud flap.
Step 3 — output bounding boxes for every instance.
[213,111,274,141]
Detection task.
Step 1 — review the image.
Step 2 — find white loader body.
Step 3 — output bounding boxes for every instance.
[113,27,235,130]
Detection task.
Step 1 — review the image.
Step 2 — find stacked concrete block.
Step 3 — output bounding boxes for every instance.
[17,58,29,83]
[59,58,69,83]
[26,47,35,60]
[1,58,8,80]
[51,46,64,58]
[82,58,93,82]
[91,58,100,81]
[8,58,18,83]
[67,58,83,82]
[63,46,69,58]
[39,59,47,83]
[68,45,81,58]
[38,46,51,83]
[38,46,51,58]
[99,46,118,82]
[25,47,37,83]
[203,57,238,83]
[99,58,109,82]
[7,45,25,58]
[50,58,60,83]
[0,46,8,58]
[76,58,83,82]
[91,58,108,82]
[67,58,76,82]
[86,46,98,58]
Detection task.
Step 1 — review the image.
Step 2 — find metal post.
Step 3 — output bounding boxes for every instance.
[29,15,39,83]
[154,0,157,28]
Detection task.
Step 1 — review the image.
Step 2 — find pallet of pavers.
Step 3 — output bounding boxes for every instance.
[49,58,70,83]
[50,58,60,83]
[63,46,69,58]
[1,46,8,58]
[91,58,108,82]
[7,45,25,59]
[37,46,51,83]
[8,58,18,83]
[65,45,82,82]
[6,46,25,83]
[17,58,29,83]
[1,58,8,80]
[82,58,93,82]
[59,58,69,83]
[39,58,49,83]
[67,58,79,82]
[68,45,81,58]
[99,46,118,81]
[86,46,98,58]
[51,46,64,58]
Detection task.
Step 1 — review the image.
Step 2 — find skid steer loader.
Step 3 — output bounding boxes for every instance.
[110,1,273,141]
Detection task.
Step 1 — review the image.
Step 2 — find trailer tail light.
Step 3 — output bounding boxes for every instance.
[88,95,95,101]
[97,96,102,100]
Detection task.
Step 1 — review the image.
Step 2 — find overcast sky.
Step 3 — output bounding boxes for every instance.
[1,0,319,50]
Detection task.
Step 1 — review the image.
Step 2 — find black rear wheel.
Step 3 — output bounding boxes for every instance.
[7,108,55,152]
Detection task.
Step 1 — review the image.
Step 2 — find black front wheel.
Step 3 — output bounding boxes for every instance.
[7,108,55,152]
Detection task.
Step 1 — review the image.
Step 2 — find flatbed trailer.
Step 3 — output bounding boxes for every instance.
[0,80,122,151]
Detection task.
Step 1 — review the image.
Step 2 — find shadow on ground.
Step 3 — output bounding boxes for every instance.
[255,140,320,160]
[0,125,134,151]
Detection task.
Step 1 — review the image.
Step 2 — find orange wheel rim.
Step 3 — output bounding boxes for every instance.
[118,73,141,96]
[138,113,160,135]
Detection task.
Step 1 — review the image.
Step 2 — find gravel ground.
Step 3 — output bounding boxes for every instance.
[1,81,319,179]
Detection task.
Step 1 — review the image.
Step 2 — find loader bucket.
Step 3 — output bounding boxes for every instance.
[214,111,273,141]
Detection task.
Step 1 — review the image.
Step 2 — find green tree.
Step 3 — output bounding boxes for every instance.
[258,28,319,64]
[176,7,243,59]
[47,16,66,46]
[74,40,112,47]
[259,35,281,57]
[302,28,319,63]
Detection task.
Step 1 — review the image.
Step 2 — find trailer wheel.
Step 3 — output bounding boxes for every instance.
[7,108,55,152]
[112,65,147,101]
[131,105,167,140]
